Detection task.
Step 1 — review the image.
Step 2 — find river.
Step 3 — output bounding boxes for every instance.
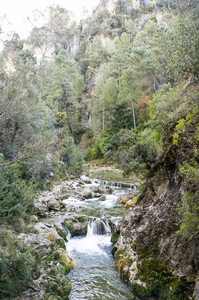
[63,170,140,300]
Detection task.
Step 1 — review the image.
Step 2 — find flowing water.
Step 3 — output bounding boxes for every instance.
[64,175,139,300]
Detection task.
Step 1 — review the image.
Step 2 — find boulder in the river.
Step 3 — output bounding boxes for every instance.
[46,196,60,211]
[80,175,92,184]
[81,187,93,199]
[57,193,69,201]
[61,182,75,193]
[98,184,113,194]
[94,192,101,198]
[62,215,89,237]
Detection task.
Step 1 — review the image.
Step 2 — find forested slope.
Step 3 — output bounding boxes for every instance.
[0,0,199,298]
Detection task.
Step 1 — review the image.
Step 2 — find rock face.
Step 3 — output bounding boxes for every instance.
[62,215,89,237]
[112,123,199,299]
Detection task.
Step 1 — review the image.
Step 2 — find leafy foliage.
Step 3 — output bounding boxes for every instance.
[0,160,35,224]
[178,162,199,236]
[60,134,84,174]
[0,229,35,299]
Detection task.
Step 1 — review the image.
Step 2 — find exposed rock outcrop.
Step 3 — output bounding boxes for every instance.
[112,122,199,299]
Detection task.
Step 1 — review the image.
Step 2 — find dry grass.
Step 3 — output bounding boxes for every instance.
[115,258,127,274]
[125,195,139,209]
[48,232,56,241]
[60,253,76,273]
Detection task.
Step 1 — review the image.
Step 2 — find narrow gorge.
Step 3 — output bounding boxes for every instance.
[0,0,199,299]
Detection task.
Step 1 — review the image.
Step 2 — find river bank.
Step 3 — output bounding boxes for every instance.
[13,170,139,299]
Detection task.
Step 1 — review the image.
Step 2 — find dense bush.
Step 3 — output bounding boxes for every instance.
[60,134,84,174]
[0,229,35,299]
[0,160,35,225]
[178,162,199,236]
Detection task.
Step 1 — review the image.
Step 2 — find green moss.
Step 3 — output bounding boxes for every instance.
[131,243,137,251]
[114,249,126,261]
[54,238,66,249]
[133,256,194,299]
[111,231,119,244]
[114,249,135,283]
[126,255,134,265]
[48,281,58,292]
[77,215,86,222]
[45,254,73,299]
[64,223,73,235]
[56,227,67,241]
[46,276,72,299]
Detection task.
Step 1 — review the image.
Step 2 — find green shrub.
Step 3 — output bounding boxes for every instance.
[178,162,199,236]
[0,163,35,225]
[60,134,84,174]
[85,139,104,160]
[0,229,35,299]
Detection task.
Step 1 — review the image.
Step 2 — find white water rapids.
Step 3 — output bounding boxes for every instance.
[63,178,140,300]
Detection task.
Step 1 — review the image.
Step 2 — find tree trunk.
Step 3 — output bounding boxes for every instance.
[132,100,136,129]
[103,106,105,132]
[64,94,73,136]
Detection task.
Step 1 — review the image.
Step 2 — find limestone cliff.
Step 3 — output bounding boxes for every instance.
[94,0,158,15]
[112,120,199,299]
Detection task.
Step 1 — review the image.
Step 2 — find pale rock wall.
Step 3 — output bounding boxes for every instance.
[100,34,112,46]
[23,43,55,65]
[66,35,81,58]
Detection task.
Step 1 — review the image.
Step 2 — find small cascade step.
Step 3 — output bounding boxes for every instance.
[87,216,112,236]
[62,224,72,240]
[92,179,139,189]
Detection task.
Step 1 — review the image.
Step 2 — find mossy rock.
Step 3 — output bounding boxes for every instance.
[77,215,87,222]
[54,238,66,249]
[111,231,120,245]
[48,281,58,292]
[62,219,88,237]
[133,255,194,299]
[55,226,67,241]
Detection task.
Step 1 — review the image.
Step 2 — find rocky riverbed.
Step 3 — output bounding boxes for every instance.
[15,174,139,299]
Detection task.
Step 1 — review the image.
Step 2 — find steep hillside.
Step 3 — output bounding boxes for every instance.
[112,102,199,299]
[1,0,199,298]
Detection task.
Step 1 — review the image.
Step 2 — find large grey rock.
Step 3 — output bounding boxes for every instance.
[113,138,199,298]
[193,282,199,300]
[80,175,92,184]
[46,196,60,211]
[19,233,52,256]
[62,215,89,237]
[34,200,48,217]
[81,188,93,199]
[98,184,112,194]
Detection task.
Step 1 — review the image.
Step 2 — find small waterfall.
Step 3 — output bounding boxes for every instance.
[66,227,72,240]
[62,224,72,240]
[87,217,97,237]
[110,217,121,231]
[101,216,111,234]
[87,216,111,236]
